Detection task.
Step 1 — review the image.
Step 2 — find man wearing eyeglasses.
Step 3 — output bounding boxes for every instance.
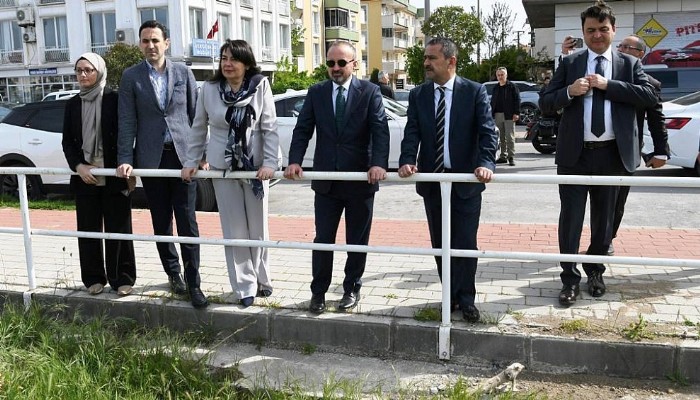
[116,20,208,309]
[562,34,669,256]
[284,41,390,314]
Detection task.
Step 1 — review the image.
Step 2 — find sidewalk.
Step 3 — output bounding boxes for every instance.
[1,207,699,382]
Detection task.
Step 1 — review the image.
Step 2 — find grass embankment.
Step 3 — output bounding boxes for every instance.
[0,195,75,211]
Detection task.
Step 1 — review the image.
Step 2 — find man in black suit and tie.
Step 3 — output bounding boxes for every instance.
[116,20,207,308]
[541,1,657,307]
[398,37,498,322]
[284,41,390,314]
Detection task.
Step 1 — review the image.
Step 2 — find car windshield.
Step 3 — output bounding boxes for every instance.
[669,90,700,106]
[383,96,407,117]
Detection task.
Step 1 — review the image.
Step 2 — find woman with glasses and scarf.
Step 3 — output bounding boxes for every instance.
[62,52,137,296]
[183,40,279,307]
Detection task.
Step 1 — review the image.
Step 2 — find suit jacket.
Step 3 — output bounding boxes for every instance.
[639,76,669,157]
[117,59,198,168]
[541,50,657,173]
[288,76,390,195]
[62,88,128,194]
[399,76,498,199]
[379,83,395,99]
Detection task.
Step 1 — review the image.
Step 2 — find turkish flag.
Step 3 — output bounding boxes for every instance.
[206,20,219,39]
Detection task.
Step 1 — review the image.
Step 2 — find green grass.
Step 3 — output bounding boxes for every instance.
[414,307,441,322]
[0,195,75,210]
[559,319,589,334]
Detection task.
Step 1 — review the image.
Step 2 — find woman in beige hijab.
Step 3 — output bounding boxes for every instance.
[61,52,136,296]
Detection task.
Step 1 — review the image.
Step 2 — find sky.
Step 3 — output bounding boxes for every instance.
[408,0,530,46]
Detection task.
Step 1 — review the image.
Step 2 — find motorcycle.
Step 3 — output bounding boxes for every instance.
[525,113,558,154]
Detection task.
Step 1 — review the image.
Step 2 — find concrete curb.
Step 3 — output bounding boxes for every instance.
[6,288,698,383]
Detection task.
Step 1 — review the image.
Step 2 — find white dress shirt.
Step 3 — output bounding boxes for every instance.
[583,48,615,141]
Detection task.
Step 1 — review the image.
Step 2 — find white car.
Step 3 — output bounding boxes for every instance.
[642,91,700,175]
[273,89,407,169]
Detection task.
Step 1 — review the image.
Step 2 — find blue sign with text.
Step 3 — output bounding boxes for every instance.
[192,39,219,57]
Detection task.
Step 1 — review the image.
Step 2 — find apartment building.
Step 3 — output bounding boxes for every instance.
[0,0,293,104]
[291,0,363,76]
[361,0,416,87]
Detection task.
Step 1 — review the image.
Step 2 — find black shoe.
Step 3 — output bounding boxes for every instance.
[558,284,580,307]
[462,305,480,323]
[240,296,254,308]
[508,157,515,166]
[189,287,209,309]
[495,158,508,164]
[256,288,273,297]
[168,274,187,295]
[309,294,326,314]
[450,299,459,312]
[607,243,615,256]
[338,291,360,311]
[587,272,606,297]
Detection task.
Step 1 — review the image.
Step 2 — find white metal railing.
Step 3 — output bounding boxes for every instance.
[42,47,70,63]
[2,167,700,361]
[0,49,23,64]
[90,43,114,57]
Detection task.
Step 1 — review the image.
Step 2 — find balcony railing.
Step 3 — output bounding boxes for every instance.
[0,0,18,7]
[39,0,64,4]
[278,0,289,15]
[260,0,271,11]
[91,43,114,57]
[0,49,23,64]
[241,0,252,7]
[43,47,70,63]
[261,46,273,61]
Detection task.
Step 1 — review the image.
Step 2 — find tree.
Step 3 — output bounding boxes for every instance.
[272,56,325,94]
[404,44,425,85]
[483,1,515,58]
[421,6,484,60]
[103,43,143,89]
[369,68,379,84]
[479,45,536,82]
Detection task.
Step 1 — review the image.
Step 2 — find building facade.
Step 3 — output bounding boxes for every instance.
[0,0,293,104]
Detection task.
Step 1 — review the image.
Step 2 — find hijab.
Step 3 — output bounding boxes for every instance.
[77,52,107,164]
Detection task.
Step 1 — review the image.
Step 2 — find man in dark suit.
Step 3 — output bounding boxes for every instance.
[116,20,208,308]
[398,37,498,322]
[284,40,390,314]
[541,1,657,307]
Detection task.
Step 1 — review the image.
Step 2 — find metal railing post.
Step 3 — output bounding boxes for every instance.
[438,181,452,360]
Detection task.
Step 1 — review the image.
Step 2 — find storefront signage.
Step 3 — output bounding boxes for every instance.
[29,68,58,76]
[192,39,219,57]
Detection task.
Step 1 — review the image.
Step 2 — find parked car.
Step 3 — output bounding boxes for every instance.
[643,65,700,101]
[273,89,407,169]
[0,100,217,210]
[42,90,80,101]
[642,90,700,175]
[483,80,541,125]
[393,89,410,107]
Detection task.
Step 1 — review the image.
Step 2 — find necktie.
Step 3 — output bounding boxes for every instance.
[434,86,446,173]
[591,55,605,137]
[335,86,346,132]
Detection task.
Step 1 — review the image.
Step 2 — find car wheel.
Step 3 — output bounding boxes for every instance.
[519,104,537,125]
[195,178,217,212]
[0,163,44,199]
[532,135,556,154]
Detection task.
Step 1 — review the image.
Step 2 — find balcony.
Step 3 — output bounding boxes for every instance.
[325,27,359,42]
[382,37,408,50]
[261,46,273,61]
[0,0,18,7]
[43,47,69,63]
[382,60,405,73]
[381,14,408,30]
[0,50,23,64]
[91,43,114,57]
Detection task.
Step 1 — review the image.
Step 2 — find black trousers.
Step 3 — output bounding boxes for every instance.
[75,187,136,289]
[311,187,374,295]
[423,188,482,307]
[557,145,625,286]
[141,148,201,288]
[612,184,632,239]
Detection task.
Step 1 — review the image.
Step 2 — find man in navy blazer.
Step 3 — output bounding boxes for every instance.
[116,20,207,308]
[398,37,498,322]
[284,40,390,314]
[540,1,657,307]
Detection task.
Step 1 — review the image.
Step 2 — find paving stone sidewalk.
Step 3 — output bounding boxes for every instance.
[1,208,699,329]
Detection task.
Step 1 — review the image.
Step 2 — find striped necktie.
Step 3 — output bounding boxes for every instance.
[434,86,446,173]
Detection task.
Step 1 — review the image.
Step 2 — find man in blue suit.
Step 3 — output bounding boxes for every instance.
[116,20,207,308]
[541,1,657,307]
[398,37,498,322]
[284,40,390,314]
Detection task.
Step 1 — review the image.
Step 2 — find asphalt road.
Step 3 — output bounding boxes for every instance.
[269,127,700,229]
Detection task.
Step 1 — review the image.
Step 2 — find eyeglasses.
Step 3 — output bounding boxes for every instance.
[325,59,354,68]
[74,68,96,76]
[617,44,642,52]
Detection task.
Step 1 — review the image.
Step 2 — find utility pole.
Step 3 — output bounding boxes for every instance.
[476,0,481,64]
[425,0,431,43]
[515,30,524,49]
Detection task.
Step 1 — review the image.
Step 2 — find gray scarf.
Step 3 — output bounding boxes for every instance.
[78,52,107,166]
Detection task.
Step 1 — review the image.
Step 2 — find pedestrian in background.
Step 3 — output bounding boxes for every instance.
[62,52,136,296]
[182,39,279,308]
[491,67,520,166]
[378,70,395,99]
